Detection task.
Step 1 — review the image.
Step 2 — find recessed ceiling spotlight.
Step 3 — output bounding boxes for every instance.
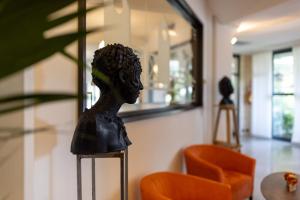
[98,40,105,49]
[168,23,177,37]
[237,22,255,33]
[231,37,238,45]
[168,30,177,36]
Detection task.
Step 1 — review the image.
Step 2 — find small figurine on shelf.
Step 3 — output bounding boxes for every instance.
[284,172,298,192]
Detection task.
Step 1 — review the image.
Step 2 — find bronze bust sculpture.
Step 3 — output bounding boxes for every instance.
[71,44,143,154]
[218,76,234,105]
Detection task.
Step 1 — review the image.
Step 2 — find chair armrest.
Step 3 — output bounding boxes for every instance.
[140,172,231,200]
[178,174,232,200]
[184,150,225,182]
[214,146,256,177]
[140,189,171,200]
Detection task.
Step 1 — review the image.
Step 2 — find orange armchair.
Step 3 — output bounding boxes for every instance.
[140,172,232,200]
[184,145,256,200]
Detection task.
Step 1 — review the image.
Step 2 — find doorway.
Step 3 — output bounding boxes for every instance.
[272,49,294,141]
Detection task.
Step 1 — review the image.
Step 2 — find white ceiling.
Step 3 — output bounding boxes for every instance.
[208,0,300,54]
[207,0,288,23]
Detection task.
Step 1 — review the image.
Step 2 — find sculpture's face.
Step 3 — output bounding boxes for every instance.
[119,66,143,104]
[91,44,144,104]
[219,77,234,97]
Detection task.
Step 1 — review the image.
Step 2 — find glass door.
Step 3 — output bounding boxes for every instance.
[272,49,294,141]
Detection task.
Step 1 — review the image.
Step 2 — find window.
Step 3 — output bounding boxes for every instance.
[78,0,203,119]
[272,49,294,141]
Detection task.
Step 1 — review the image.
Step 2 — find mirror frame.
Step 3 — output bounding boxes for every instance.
[77,0,203,121]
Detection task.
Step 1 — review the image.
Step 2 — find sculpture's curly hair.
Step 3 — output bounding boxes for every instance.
[219,76,234,97]
[91,43,141,92]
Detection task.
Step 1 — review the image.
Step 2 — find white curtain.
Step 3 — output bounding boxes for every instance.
[292,46,300,143]
[251,52,272,138]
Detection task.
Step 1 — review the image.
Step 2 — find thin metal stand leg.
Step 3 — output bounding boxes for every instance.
[125,149,128,200]
[77,156,82,200]
[76,150,128,200]
[92,158,96,200]
[120,151,124,200]
[120,149,128,200]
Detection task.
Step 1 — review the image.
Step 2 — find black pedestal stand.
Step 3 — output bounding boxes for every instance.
[76,149,128,200]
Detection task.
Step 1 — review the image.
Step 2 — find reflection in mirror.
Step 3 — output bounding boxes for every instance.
[84,0,195,112]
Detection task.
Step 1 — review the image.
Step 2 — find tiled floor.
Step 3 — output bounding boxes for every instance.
[241,137,300,200]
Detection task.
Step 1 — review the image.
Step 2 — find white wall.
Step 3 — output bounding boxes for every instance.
[251,52,272,138]
[23,50,78,200]
[186,0,215,143]
[212,18,234,142]
[239,55,252,135]
[213,19,233,92]
[0,73,24,200]
[0,0,238,199]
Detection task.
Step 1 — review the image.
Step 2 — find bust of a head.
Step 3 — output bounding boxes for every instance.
[92,43,143,104]
[71,44,143,154]
[218,76,234,105]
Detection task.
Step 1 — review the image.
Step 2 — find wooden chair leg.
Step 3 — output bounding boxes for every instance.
[232,108,240,146]
[213,108,222,143]
[226,109,231,144]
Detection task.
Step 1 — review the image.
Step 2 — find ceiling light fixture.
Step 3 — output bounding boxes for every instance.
[98,40,105,49]
[167,23,177,37]
[231,37,238,45]
[237,22,255,33]
[168,30,177,36]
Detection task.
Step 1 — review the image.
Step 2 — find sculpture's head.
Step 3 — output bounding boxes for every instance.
[218,76,234,97]
[91,43,143,104]
[218,76,234,105]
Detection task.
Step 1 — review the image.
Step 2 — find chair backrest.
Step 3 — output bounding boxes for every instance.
[140,172,232,200]
[184,144,226,165]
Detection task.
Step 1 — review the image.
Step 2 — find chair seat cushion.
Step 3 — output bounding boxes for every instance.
[223,170,252,200]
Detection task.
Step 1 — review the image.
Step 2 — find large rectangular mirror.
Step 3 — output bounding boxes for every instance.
[79,0,203,117]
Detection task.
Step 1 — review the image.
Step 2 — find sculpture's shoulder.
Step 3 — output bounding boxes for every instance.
[97,112,123,122]
[76,109,123,130]
[94,112,125,131]
[71,108,131,154]
[74,108,97,132]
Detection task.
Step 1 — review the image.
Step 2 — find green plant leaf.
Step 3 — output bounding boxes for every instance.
[47,2,109,30]
[0,28,104,81]
[0,93,77,115]
[0,127,51,140]
[0,0,73,18]
[0,0,108,79]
